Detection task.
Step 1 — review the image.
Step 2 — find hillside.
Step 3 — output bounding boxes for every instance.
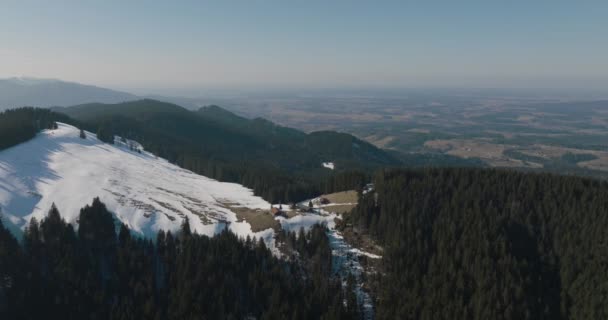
[0,123,275,243]
[55,100,400,202]
[59,100,398,169]
[0,77,136,110]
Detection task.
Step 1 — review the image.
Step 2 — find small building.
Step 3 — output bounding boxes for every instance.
[319,197,330,205]
[270,207,283,216]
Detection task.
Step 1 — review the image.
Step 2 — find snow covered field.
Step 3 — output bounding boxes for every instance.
[0,123,274,244]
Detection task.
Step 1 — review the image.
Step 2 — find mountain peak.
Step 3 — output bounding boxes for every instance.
[4,76,63,85]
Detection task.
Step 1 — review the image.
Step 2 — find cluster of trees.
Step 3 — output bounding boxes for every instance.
[347,168,608,319]
[0,108,69,151]
[96,122,114,143]
[0,198,357,319]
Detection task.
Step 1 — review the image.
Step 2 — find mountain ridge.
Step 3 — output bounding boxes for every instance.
[53,99,399,202]
[0,77,137,110]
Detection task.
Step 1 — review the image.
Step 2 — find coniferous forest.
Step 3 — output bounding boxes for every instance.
[0,108,70,151]
[347,168,608,319]
[0,198,354,320]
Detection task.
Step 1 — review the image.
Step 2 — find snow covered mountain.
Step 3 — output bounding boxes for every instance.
[0,77,137,110]
[0,123,274,243]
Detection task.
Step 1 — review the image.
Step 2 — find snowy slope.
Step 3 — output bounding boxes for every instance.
[0,123,273,243]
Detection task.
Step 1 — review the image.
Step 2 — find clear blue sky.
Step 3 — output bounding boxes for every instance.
[1,1,607,93]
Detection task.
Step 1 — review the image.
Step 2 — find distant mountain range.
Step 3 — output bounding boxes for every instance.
[0,77,227,112]
[0,77,137,110]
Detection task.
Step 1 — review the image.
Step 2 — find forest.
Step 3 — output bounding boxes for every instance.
[346,168,608,319]
[0,198,360,320]
[0,108,71,151]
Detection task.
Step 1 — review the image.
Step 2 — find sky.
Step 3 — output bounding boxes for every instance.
[1,1,607,94]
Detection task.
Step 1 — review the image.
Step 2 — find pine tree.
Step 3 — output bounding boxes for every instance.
[180,216,191,239]
[78,197,116,251]
[96,124,114,144]
[346,273,361,319]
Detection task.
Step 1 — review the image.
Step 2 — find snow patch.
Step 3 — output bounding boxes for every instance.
[276,212,337,233]
[0,123,273,246]
[349,248,382,259]
[322,162,335,170]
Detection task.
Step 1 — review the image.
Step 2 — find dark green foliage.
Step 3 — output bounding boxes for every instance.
[347,168,608,319]
[96,122,114,144]
[0,200,352,319]
[0,216,25,317]
[57,100,395,202]
[280,224,359,319]
[0,108,72,151]
[285,224,333,277]
[78,197,116,251]
[319,170,368,194]
[345,274,361,319]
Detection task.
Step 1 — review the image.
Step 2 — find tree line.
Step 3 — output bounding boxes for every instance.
[0,108,70,151]
[0,198,359,319]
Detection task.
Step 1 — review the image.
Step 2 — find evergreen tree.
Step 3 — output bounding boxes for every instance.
[96,124,114,144]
